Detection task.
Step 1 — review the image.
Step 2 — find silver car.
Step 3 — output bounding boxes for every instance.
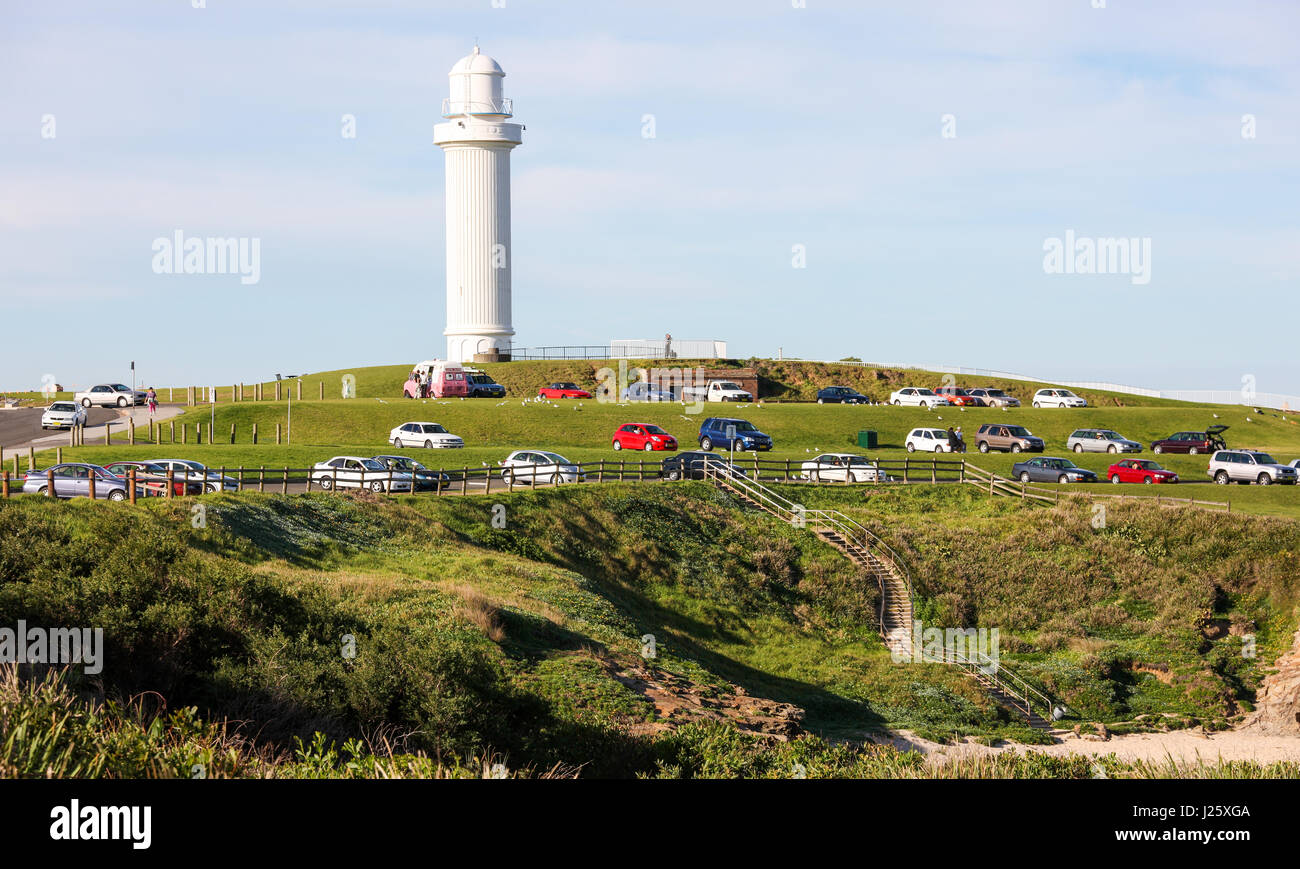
[22,463,132,500]
[1207,450,1298,485]
[145,459,241,493]
[1066,429,1142,454]
[500,450,584,484]
[965,387,1020,408]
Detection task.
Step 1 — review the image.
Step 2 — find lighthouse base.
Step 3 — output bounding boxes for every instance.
[447,333,513,364]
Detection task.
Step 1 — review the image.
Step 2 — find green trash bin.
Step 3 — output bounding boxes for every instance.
[857,430,877,449]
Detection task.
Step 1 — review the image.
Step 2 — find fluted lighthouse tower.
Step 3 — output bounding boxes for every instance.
[434,47,523,363]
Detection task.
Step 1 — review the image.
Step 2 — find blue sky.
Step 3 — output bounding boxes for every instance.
[2,0,1297,394]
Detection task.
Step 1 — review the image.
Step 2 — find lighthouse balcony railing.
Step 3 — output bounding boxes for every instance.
[442,97,513,118]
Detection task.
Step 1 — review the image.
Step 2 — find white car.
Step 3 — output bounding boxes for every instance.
[889,387,949,408]
[41,401,87,430]
[313,456,414,492]
[499,450,585,485]
[1032,388,1087,408]
[75,383,145,408]
[389,422,464,449]
[906,427,956,453]
[145,459,240,493]
[801,454,884,483]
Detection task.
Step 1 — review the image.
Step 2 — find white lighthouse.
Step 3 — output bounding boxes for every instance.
[434,46,523,363]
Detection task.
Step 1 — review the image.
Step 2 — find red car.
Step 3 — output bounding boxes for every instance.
[537,382,592,400]
[612,423,677,452]
[1106,459,1179,485]
[934,387,981,407]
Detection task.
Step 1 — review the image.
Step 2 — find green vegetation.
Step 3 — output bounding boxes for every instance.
[2,482,1296,777]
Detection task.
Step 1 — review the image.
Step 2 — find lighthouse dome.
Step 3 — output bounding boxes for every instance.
[444,46,511,117]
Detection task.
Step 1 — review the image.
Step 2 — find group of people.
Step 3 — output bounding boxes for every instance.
[410,369,433,399]
[946,426,967,453]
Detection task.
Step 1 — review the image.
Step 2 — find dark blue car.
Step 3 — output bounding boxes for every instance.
[698,417,773,452]
[816,386,868,404]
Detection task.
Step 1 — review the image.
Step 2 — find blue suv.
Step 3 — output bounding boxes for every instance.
[698,417,773,451]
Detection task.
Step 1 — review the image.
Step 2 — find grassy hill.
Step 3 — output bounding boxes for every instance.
[2,484,1297,777]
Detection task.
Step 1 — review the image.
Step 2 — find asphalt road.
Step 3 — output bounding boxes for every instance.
[0,404,184,453]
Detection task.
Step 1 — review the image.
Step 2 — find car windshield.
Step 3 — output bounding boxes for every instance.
[1007,426,1031,437]
[50,403,75,412]
[644,425,667,434]
[717,382,741,389]
[556,383,577,389]
[1138,461,1159,470]
[916,388,935,395]
[360,459,385,470]
[846,457,873,466]
[421,424,447,433]
[1059,390,1077,397]
[985,389,1006,397]
[180,461,206,471]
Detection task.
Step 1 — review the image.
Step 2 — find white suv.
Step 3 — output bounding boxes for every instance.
[905,427,955,453]
[1032,389,1087,408]
[1207,450,1298,486]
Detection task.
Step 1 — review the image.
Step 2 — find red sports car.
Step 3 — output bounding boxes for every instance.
[537,382,592,400]
[1107,459,1179,485]
[934,387,982,407]
[612,423,677,452]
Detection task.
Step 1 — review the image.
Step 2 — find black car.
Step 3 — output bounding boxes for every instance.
[370,455,451,491]
[816,386,868,404]
[466,372,506,398]
[660,451,748,481]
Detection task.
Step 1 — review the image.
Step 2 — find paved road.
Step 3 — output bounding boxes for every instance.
[0,404,186,453]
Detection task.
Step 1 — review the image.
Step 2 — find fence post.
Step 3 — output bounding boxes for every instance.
[259,467,266,493]
[88,471,96,500]
[129,420,135,445]
[230,423,236,444]
[128,469,136,504]
[46,468,54,497]
[196,422,202,444]
[105,422,112,445]
[597,461,604,484]
[56,447,62,464]
[276,423,282,445]
[639,460,644,481]
[438,468,445,496]
[29,446,36,470]
[461,468,468,496]
[167,469,175,498]
[931,460,936,484]
[1,471,7,499]
[252,423,258,445]
[297,380,302,401]
[282,469,288,495]
[275,381,282,401]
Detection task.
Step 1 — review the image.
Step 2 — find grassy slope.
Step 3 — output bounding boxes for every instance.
[3,484,1297,778]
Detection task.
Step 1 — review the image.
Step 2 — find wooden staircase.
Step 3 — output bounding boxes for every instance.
[701,462,1057,729]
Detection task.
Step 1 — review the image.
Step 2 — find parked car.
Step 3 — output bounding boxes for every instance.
[1107,459,1179,485]
[388,422,464,449]
[464,369,506,398]
[621,382,676,402]
[75,383,144,408]
[816,386,868,404]
[1031,388,1087,408]
[537,383,592,400]
[499,451,584,484]
[370,455,450,491]
[801,454,885,483]
[312,456,414,492]
[144,459,240,493]
[1290,460,1300,475]
[1066,429,1142,454]
[905,427,957,453]
[697,417,773,452]
[975,423,1044,453]
[660,451,748,481]
[22,463,134,500]
[1207,450,1298,486]
[1012,457,1098,484]
[1151,426,1228,455]
[890,387,949,408]
[612,423,677,452]
[680,380,753,403]
[934,387,980,407]
[40,401,87,430]
[103,460,203,496]
[965,388,1020,408]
